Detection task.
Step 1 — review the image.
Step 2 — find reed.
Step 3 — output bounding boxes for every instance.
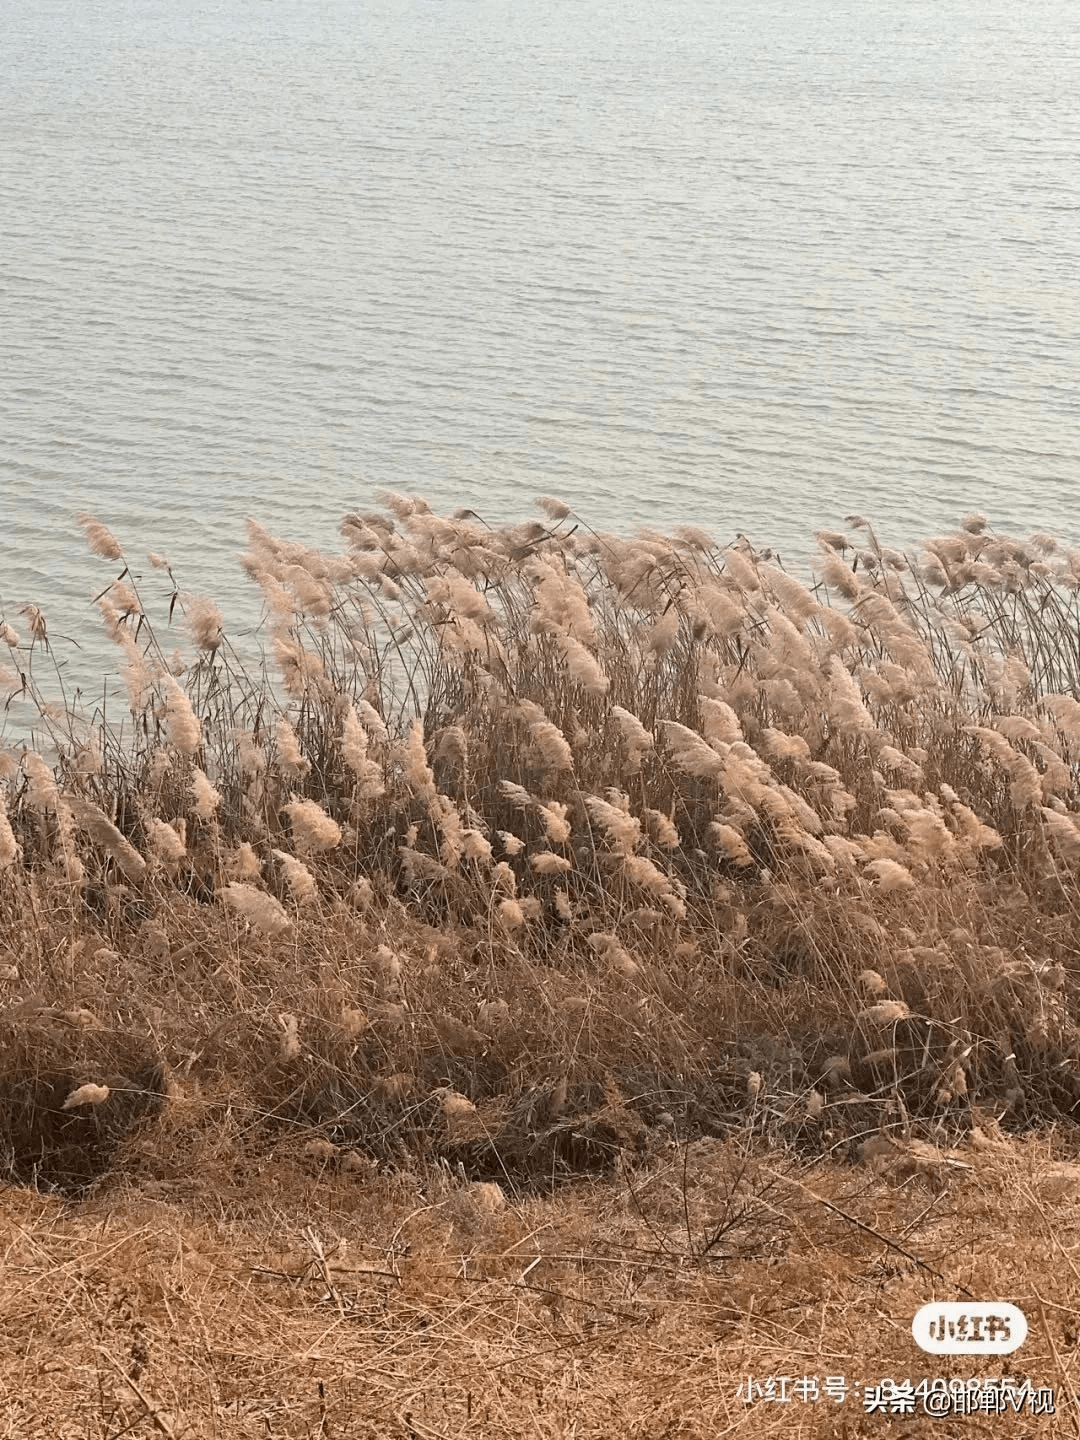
[3,497,1080,1192]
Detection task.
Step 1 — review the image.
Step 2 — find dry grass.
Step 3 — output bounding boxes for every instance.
[2,499,1080,1428]
[2,1128,1079,1436]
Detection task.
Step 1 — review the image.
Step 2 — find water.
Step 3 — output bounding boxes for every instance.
[2,0,1079,705]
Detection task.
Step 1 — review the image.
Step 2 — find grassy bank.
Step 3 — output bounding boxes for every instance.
[3,1131,1078,1438]
[2,498,1080,1431]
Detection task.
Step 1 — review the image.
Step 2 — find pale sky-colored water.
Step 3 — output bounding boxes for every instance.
[2,0,1079,708]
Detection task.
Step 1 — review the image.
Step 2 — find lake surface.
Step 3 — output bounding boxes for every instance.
[2,0,1079,706]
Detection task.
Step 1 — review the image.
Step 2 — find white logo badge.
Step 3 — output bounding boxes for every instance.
[913,1302,1027,1355]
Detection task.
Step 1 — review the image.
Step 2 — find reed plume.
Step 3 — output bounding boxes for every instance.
[61,795,147,883]
[78,514,123,562]
[283,797,342,854]
[221,882,292,935]
[163,676,202,758]
[145,818,187,863]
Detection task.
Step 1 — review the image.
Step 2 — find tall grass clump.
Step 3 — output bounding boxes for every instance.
[3,499,1080,1192]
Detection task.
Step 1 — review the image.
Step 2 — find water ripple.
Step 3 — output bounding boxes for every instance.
[2,0,1079,691]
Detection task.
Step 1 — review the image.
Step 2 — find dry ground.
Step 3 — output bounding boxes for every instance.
[3,1120,1079,1439]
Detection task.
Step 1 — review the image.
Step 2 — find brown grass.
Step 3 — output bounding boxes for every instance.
[2,499,1080,1428]
[2,1128,1078,1436]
